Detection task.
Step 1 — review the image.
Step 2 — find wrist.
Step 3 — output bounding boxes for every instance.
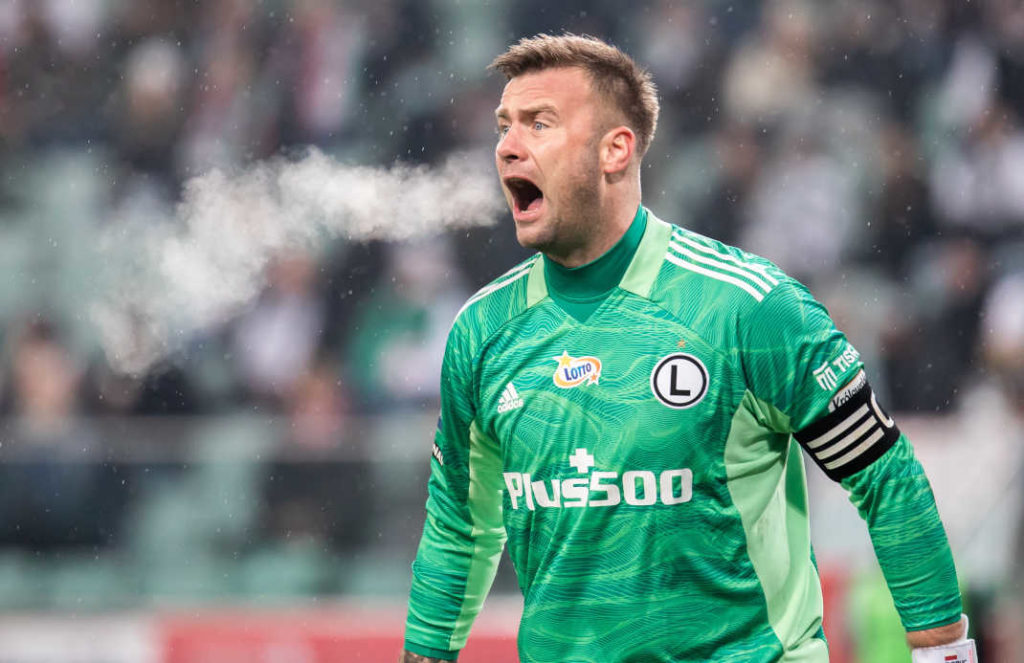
[906,614,967,648]
[909,615,976,663]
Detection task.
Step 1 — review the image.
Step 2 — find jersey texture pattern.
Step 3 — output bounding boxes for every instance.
[404,212,962,662]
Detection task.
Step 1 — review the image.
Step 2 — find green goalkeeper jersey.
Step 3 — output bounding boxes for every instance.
[405,207,962,662]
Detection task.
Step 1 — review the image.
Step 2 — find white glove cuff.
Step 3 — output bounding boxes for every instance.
[910,615,977,663]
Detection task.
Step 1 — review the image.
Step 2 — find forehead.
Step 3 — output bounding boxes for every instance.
[496,66,596,115]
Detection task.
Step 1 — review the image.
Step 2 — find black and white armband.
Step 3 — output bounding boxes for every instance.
[794,371,901,481]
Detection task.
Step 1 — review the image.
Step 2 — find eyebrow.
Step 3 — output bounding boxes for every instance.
[495,103,559,122]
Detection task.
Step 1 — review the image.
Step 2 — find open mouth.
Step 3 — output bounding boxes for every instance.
[504,177,544,215]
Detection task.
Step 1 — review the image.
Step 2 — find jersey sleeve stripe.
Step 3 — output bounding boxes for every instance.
[665,253,765,301]
[672,231,780,286]
[454,256,538,321]
[667,240,774,293]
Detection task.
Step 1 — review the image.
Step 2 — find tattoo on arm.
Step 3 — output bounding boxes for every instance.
[400,651,446,663]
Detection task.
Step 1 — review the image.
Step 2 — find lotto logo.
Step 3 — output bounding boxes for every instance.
[552,351,602,389]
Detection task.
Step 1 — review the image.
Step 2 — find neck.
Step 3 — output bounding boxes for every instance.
[547,186,641,268]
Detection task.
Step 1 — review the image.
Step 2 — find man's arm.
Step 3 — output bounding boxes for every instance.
[402,321,507,659]
[737,280,966,645]
[835,431,962,633]
[906,617,965,648]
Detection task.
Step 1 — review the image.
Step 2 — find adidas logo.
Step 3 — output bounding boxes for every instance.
[497,382,524,413]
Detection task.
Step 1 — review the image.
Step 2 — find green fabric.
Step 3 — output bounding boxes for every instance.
[725,392,828,661]
[620,210,673,299]
[542,205,646,322]
[841,434,963,631]
[404,211,962,661]
[451,420,507,647]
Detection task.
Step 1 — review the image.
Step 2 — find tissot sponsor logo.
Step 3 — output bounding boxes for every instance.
[813,343,861,391]
[551,351,602,388]
[503,448,693,511]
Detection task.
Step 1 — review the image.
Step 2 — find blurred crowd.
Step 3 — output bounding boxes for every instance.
[0,0,1021,428]
[0,0,1023,611]
[2,0,1024,423]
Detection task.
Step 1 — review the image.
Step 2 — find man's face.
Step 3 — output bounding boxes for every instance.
[494,67,604,257]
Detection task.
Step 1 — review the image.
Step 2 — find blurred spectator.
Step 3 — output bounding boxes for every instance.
[258,360,362,555]
[883,238,988,412]
[232,250,326,407]
[867,123,938,277]
[285,356,351,452]
[346,238,468,411]
[819,0,947,121]
[634,1,725,135]
[268,0,370,149]
[931,101,1024,235]
[981,271,1024,413]
[0,1,108,148]
[723,0,818,128]
[0,317,122,549]
[109,36,188,203]
[740,126,860,286]
[984,0,1024,111]
[178,0,271,176]
[691,121,763,246]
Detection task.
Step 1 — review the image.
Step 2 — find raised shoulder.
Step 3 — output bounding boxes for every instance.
[662,225,783,304]
[451,254,541,338]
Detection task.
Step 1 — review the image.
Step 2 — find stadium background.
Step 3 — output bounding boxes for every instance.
[1,0,1023,660]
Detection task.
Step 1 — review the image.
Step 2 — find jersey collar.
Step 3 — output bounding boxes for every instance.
[542,205,648,303]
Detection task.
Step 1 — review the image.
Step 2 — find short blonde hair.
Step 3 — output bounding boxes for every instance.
[489,33,660,157]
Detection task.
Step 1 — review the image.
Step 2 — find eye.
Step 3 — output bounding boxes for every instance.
[496,125,510,138]
[533,121,547,131]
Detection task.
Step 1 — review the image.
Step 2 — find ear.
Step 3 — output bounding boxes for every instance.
[600,126,636,176]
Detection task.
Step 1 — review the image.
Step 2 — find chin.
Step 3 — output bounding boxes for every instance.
[513,223,550,251]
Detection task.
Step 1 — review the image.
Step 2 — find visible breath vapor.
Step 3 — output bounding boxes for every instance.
[93,149,504,375]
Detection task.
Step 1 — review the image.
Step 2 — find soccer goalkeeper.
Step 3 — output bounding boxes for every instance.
[401,34,975,663]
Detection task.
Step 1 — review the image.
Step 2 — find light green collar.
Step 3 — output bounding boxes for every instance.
[541,205,647,321]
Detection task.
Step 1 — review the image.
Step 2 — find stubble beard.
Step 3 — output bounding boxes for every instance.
[519,147,602,264]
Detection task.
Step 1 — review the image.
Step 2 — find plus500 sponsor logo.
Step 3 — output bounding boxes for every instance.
[503,469,693,510]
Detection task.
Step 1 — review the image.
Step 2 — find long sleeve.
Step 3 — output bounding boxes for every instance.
[840,434,962,631]
[738,278,963,633]
[404,319,507,660]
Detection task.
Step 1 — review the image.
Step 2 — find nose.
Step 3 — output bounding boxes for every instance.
[496,124,524,163]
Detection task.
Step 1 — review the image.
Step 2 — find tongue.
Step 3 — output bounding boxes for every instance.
[526,195,543,211]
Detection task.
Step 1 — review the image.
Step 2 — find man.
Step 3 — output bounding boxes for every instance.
[401,34,975,662]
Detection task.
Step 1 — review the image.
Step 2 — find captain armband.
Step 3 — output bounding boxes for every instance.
[793,370,900,481]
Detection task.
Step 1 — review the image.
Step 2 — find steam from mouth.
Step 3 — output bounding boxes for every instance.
[92,148,504,375]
